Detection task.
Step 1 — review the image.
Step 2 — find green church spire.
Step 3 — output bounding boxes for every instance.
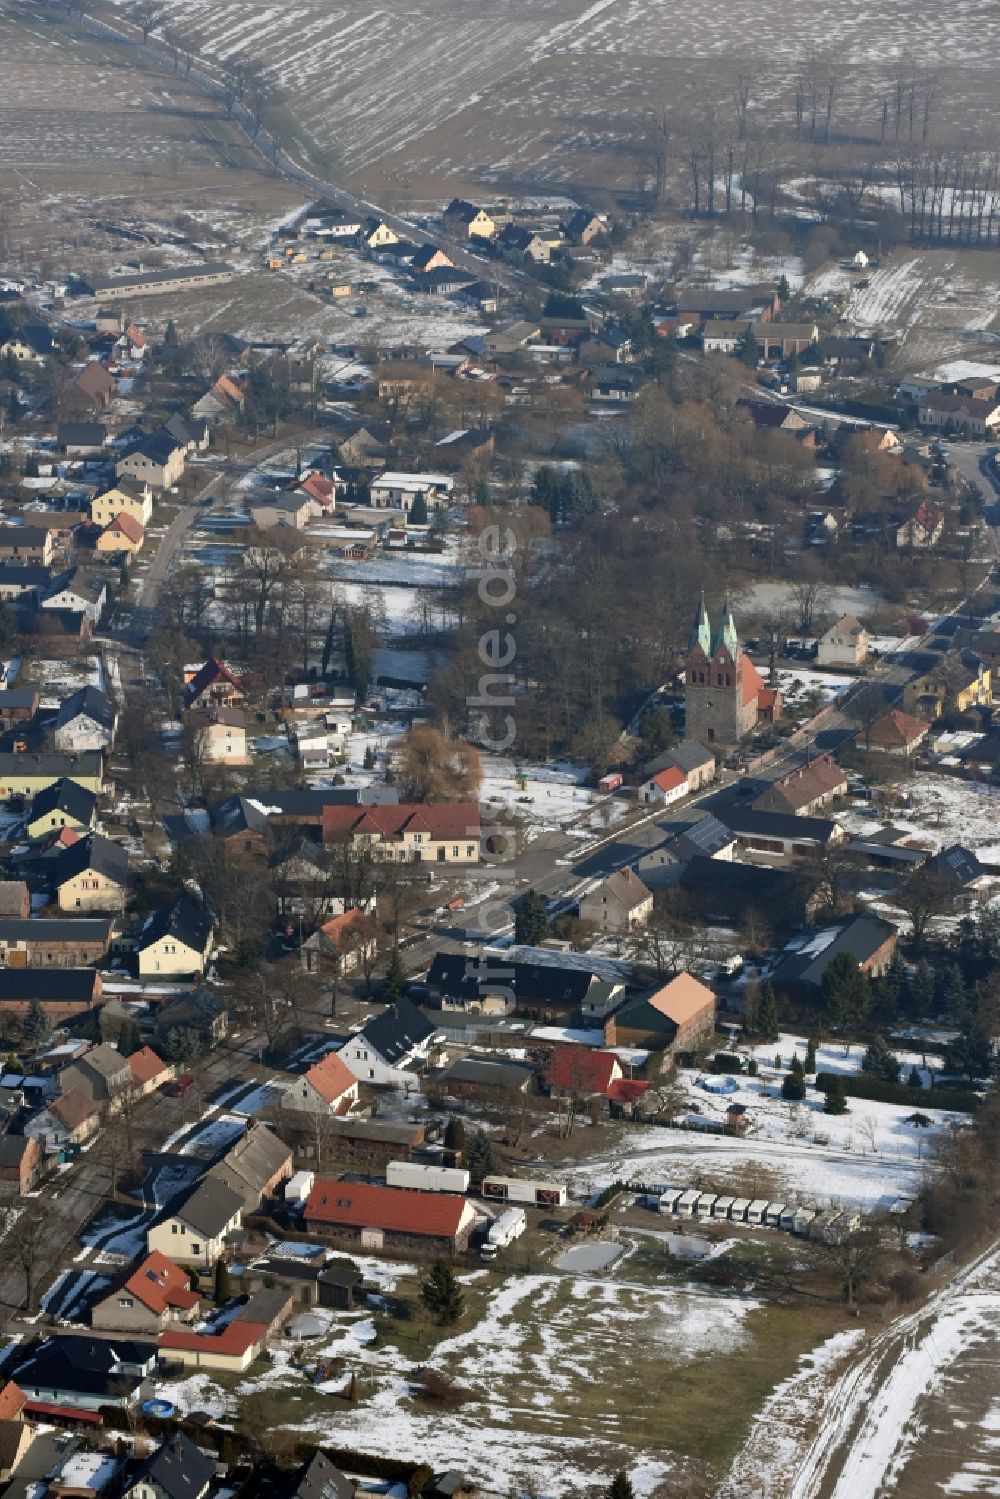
[687,591,711,654]
[711,594,740,657]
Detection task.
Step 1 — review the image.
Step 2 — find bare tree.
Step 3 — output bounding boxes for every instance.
[789,581,830,634]
[8,1200,51,1313]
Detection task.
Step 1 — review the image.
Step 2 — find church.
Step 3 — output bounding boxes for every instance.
[684,594,781,747]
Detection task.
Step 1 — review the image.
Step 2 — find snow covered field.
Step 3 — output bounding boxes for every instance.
[837,774,1000,862]
[480,757,625,836]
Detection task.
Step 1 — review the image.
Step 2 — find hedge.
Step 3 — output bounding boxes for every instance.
[814,1071,980,1112]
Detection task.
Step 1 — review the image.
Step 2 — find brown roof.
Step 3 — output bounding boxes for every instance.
[317,908,378,955]
[187,704,246,730]
[122,1251,200,1315]
[753,754,847,814]
[647,972,715,1026]
[305,1179,470,1238]
[864,710,930,748]
[322,801,481,843]
[128,1045,169,1086]
[49,1086,99,1132]
[71,363,115,398]
[304,1050,358,1105]
[0,1419,28,1474]
[105,512,144,544]
[0,1381,25,1421]
[594,869,651,911]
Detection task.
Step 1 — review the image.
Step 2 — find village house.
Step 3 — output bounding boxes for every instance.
[0,967,102,1022]
[1,320,54,363]
[154,987,228,1050]
[578,869,653,932]
[191,374,245,423]
[369,472,455,512]
[13,1334,156,1412]
[0,567,50,605]
[116,430,186,490]
[603,972,716,1058]
[338,998,439,1088]
[443,199,496,240]
[54,686,118,753]
[25,1086,100,1151]
[91,1251,201,1335]
[25,778,98,840]
[635,816,736,889]
[0,689,38,729]
[96,511,144,555]
[52,833,128,912]
[163,412,211,453]
[250,493,313,531]
[0,526,54,567]
[305,1179,477,1259]
[127,1045,172,1098]
[184,705,249,765]
[817,614,870,667]
[42,570,107,625]
[135,897,213,977]
[896,500,945,549]
[156,1291,288,1374]
[917,391,1000,437]
[860,709,931,757]
[0,1135,43,1198]
[717,805,843,860]
[281,1049,361,1121]
[639,766,689,806]
[497,224,550,264]
[770,914,899,1000]
[146,1179,244,1267]
[364,218,399,249]
[59,1042,132,1111]
[644,740,718,792]
[57,420,107,455]
[545,1044,623,1103]
[752,754,848,817]
[321,802,481,863]
[121,1432,216,1499]
[0,916,111,967]
[0,750,103,798]
[425,948,626,1022]
[301,907,379,977]
[63,361,116,413]
[902,650,991,719]
[676,285,782,329]
[206,1123,294,1212]
[564,209,606,245]
[90,482,153,531]
[184,657,246,710]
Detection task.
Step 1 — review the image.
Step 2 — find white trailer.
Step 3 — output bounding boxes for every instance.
[695,1192,717,1219]
[658,1189,683,1215]
[386,1161,470,1194]
[729,1197,751,1223]
[675,1189,700,1218]
[765,1202,787,1228]
[790,1208,816,1236]
[481,1207,527,1258]
[747,1199,769,1226]
[285,1170,315,1204]
[482,1175,567,1208]
[712,1195,736,1221]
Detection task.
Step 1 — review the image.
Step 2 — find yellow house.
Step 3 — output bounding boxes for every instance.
[136,895,212,976]
[902,652,992,720]
[0,752,104,799]
[365,219,398,249]
[185,705,248,765]
[91,483,152,530]
[54,833,128,912]
[96,512,144,554]
[25,778,97,841]
[147,1179,243,1267]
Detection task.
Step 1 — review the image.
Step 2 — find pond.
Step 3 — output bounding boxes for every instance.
[554,1241,624,1272]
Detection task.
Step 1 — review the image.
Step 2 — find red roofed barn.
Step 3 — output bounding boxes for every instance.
[305,1179,477,1258]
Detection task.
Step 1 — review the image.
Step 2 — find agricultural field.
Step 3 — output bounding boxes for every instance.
[102,0,1000,203]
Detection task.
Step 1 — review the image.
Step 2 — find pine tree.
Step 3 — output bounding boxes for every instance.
[444,1116,466,1156]
[908,1065,922,1089]
[737,325,760,366]
[824,1076,848,1114]
[805,1037,817,1074]
[820,952,869,1027]
[363,743,377,770]
[382,947,407,1001]
[214,1260,231,1303]
[781,1059,806,1101]
[420,1262,464,1326]
[116,1018,142,1057]
[408,491,428,526]
[514,890,549,946]
[607,1474,636,1499]
[759,983,780,1042]
[861,1033,900,1084]
[164,319,178,346]
[465,1130,499,1186]
[910,958,935,1017]
[22,999,49,1048]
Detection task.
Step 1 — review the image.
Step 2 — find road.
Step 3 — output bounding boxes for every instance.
[71,5,531,296]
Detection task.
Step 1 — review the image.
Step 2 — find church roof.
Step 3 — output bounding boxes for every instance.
[687,592,711,655]
[710,596,740,657]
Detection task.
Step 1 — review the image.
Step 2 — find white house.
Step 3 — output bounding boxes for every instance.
[146,1179,243,1267]
[369,472,455,513]
[338,998,439,1089]
[817,614,869,668]
[639,766,689,806]
[53,686,118,753]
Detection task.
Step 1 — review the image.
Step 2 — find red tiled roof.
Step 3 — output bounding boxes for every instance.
[321,801,481,843]
[123,1250,200,1315]
[296,472,335,503]
[650,767,686,794]
[318,908,378,956]
[757,686,780,712]
[187,657,244,701]
[865,709,930,747]
[0,1382,25,1421]
[128,1046,169,1086]
[106,512,144,543]
[742,653,765,707]
[305,1179,470,1238]
[24,1401,101,1424]
[303,1050,358,1105]
[546,1045,621,1095]
[158,1320,266,1356]
[606,1078,649,1104]
[50,1086,99,1132]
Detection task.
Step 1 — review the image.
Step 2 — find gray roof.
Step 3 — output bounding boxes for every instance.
[443,1057,535,1090]
[83,263,236,294]
[361,998,437,1065]
[55,686,116,732]
[0,751,103,783]
[214,1123,291,1193]
[54,833,128,890]
[292,1452,354,1499]
[138,1433,216,1499]
[771,915,898,992]
[68,1043,130,1082]
[0,917,110,943]
[174,1178,244,1237]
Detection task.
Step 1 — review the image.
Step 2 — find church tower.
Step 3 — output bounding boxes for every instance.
[684,594,759,746]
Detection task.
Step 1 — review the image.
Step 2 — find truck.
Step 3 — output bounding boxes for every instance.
[481,1175,568,1208]
[386,1161,470,1194]
[481,1207,527,1259]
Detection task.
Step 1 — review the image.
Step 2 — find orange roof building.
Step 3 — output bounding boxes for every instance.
[304,1179,477,1255]
[604,971,716,1052]
[281,1048,360,1117]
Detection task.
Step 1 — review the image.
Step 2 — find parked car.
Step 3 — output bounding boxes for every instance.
[166,1074,194,1098]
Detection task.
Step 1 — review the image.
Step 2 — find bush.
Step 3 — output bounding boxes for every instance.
[712,1052,744,1074]
[814,1072,979,1112]
[781,1072,806,1101]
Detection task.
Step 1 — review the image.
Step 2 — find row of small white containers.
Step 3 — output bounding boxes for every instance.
[659,1188,816,1235]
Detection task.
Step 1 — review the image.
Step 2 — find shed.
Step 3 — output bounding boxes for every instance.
[285,1170,315,1204]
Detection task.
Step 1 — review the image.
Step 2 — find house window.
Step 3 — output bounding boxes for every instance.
[369,1069,374,1079]
[119,1296,134,1308]
[452,846,459,857]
